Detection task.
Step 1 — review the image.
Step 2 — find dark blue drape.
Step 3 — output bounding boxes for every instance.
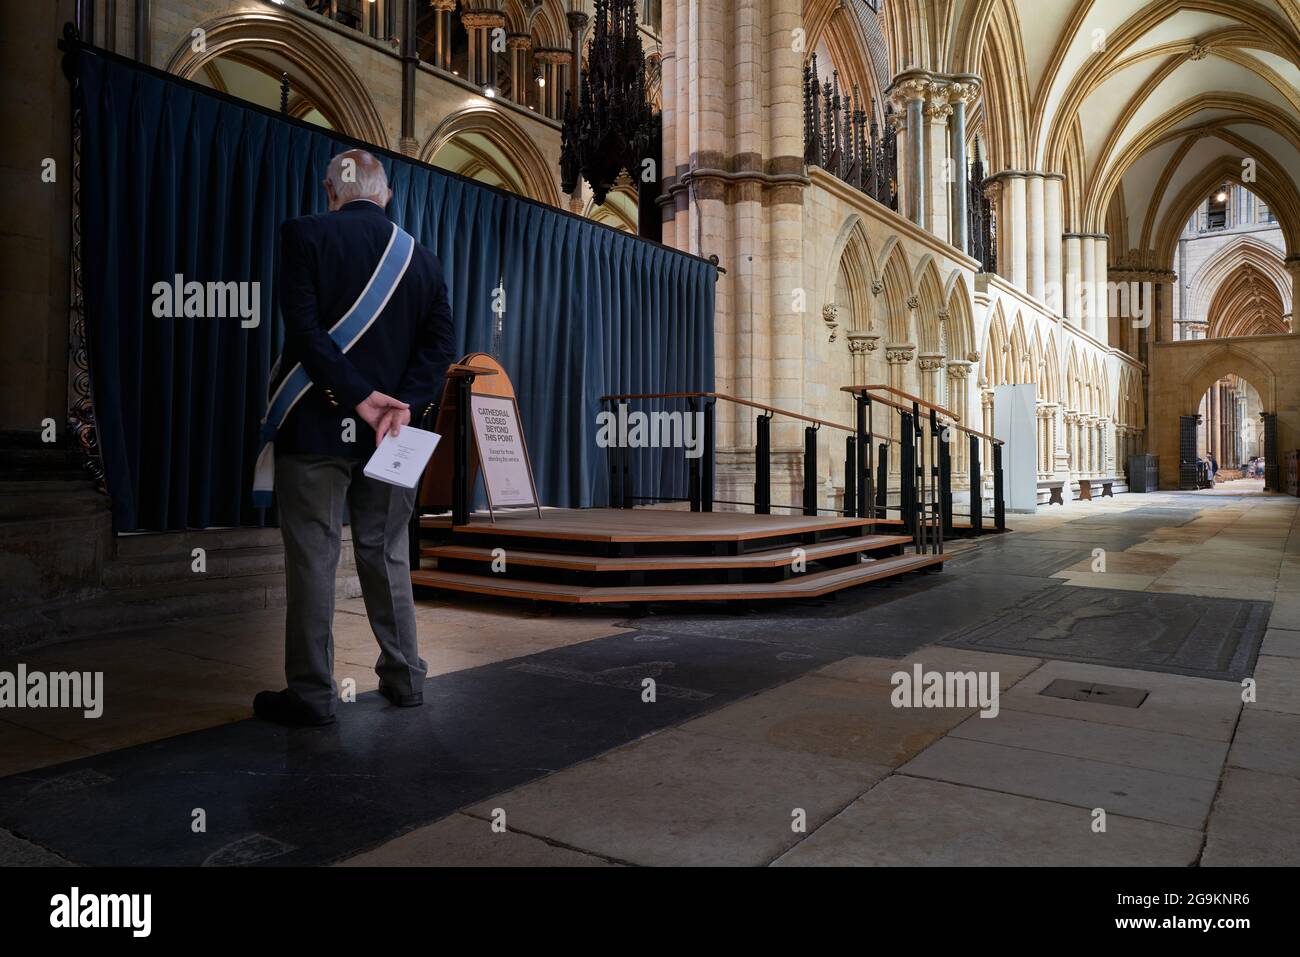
[75,47,715,531]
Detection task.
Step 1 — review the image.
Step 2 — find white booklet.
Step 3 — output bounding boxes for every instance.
[363,425,440,489]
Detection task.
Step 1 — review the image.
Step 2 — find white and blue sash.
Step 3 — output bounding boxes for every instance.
[253,222,416,507]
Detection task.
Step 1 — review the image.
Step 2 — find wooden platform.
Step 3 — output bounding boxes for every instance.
[412,508,945,605]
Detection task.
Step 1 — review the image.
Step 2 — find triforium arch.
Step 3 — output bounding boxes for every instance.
[878,241,915,346]
[826,216,878,337]
[420,107,560,205]
[803,0,890,123]
[163,11,387,146]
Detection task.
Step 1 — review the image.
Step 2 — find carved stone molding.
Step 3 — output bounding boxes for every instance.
[906,295,920,311]
[823,303,840,342]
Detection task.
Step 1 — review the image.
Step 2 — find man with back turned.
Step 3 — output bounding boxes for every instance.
[253,149,455,727]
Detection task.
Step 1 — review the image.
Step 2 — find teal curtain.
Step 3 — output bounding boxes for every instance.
[74,47,715,531]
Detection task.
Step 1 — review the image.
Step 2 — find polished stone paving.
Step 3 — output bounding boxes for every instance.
[1,486,1297,866]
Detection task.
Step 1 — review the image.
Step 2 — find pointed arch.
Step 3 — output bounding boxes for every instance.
[880,243,915,345]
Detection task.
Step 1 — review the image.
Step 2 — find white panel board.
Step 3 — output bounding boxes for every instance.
[994,383,1038,513]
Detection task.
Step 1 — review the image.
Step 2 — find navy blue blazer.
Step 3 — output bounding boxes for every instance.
[273,200,456,459]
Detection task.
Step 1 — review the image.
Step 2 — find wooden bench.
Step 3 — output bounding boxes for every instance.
[1040,479,1065,505]
[1077,476,1119,501]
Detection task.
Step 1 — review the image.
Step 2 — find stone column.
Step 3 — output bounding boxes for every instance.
[947,81,980,254]
[566,10,587,108]
[1287,256,1300,334]
[1080,235,1097,337]
[1094,235,1110,346]
[431,0,456,70]
[947,361,972,481]
[847,332,880,385]
[1027,174,1046,301]
[507,34,531,105]
[918,353,945,406]
[992,173,1028,289]
[1063,234,1083,326]
[1155,275,1176,343]
[1044,175,1065,315]
[890,73,931,228]
[533,50,568,118]
[886,344,916,467]
[923,82,952,242]
[981,389,995,484]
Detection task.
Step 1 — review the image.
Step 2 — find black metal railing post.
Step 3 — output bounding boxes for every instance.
[993,442,1007,531]
[687,397,701,512]
[969,433,982,535]
[876,441,889,519]
[939,415,953,539]
[755,413,771,514]
[844,436,856,518]
[803,426,819,516]
[607,400,621,508]
[701,399,715,512]
[900,410,915,539]
[452,374,473,526]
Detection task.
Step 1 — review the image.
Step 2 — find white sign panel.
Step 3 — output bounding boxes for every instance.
[469,394,536,507]
[994,383,1038,513]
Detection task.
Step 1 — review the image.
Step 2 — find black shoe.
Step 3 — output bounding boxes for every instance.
[378,682,424,708]
[253,689,336,727]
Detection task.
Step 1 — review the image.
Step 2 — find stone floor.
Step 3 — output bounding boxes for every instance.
[2,485,1297,866]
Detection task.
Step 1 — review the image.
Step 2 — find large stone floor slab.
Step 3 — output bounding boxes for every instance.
[1226,708,1300,779]
[337,812,616,867]
[678,673,971,768]
[467,728,889,866]
[898,736,1219,829]
[1250,655,1300,715]
[774,776,1202,866]
[1202,768,1300,866]
[948,709,1229,781]
[939,584,1269,680]
[995,659,1243,742]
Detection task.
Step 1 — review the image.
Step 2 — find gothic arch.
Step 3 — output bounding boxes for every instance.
[1182,343,1279,415]
[421,107,560,205]
[879,242,914,345]
[943,272,976,362]
[826,217,877,335]
[1187,238,1293,336]
[163,11,387,146]
[913,258,946,356]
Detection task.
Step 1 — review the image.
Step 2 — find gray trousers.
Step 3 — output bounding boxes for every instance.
[276,453,427,716]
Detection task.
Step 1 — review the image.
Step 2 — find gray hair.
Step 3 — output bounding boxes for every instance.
[326,149,389,204]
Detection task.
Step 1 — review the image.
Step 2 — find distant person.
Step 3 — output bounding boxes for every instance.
[252,149,456,726]
[1209,454,1219,482]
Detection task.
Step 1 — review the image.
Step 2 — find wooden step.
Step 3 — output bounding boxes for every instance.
[421,534,913,572]
[411,551,948,604]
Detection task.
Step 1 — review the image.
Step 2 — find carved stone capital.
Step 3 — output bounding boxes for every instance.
[847,331,881,355]
[885,344,916,364]
[918,353,945,372]
[946,360,972,380]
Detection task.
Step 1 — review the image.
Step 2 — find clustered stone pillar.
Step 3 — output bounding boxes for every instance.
[506,34,531,106]
[660,0,811,508]
[429,0,456,71]
[1043,175,1065,314]
[946,361,971,481]
[532,49,568,118]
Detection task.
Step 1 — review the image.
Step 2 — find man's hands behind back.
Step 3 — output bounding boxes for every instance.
[355,391,411,447]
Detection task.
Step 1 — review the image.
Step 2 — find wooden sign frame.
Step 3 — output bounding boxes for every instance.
[418,352,542,524]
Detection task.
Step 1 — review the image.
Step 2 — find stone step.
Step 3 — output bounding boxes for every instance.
[101,543,356,589]
[1,569,362,653]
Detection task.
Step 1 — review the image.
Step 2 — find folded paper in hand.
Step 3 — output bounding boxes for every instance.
[363,425,440,489]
